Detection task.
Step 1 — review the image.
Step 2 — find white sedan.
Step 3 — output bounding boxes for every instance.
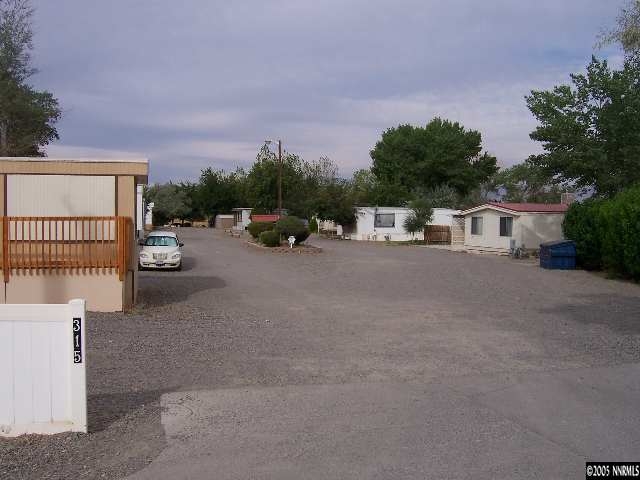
[139,231,184,271]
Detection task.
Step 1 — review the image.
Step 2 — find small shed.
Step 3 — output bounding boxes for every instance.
[214,214,234,229]
[232,208,252,231]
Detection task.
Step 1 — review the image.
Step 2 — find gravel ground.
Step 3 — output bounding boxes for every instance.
[1,229,640,479]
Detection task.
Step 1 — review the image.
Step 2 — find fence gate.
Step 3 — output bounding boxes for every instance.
[0,299,87,436]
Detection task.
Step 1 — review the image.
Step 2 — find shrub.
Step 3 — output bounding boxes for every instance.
[563,199,604,270]
[275,216,310,244]
[600,186,640,279]
[259,230,281,247]
[295,229,310,243]
[247,221,274,239]
[309,217,318,233]
[563,185,640,280]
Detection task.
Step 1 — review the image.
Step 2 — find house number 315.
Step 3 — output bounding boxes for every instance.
[72,317,82,364]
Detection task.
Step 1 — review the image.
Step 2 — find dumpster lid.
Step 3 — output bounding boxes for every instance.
[540,240,575,248]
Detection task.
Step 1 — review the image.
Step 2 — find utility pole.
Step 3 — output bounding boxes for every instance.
[278,140,282,215]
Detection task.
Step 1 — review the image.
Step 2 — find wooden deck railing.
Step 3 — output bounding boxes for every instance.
[1,216,134,282]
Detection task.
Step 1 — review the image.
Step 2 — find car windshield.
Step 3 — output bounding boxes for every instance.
[145,236,178,247]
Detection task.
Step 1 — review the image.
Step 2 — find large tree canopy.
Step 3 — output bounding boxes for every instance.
[490,160,570,203]
[526,56,640,197]
[598,0,640,55]
[370,118,498,205]
[196,167,247,219]
[0,0,60,156]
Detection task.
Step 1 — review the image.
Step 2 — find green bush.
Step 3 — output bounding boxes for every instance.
[259,230,281,247]
[563,185,640,280]
[563,199,604,270]
[247,221,274,239]
[275,216,310,244]
[600,187,640,279]
[309,217,318,233]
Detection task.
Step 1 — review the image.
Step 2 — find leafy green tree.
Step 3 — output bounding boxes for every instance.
[177,182,204,221]
[314,180,356,226]
[418,184,459,209]
[145,183,191,226]
[527,57,640,197]
[350,168,377,205]
[196,167,247,221]
[403,198,433,240]
[491,161,571,203]
[0,0,60,156]
[370,118,498,204]
[598,0,640,55]
[245,145,311,217]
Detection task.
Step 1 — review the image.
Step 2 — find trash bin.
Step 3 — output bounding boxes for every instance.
[539,240,576,270]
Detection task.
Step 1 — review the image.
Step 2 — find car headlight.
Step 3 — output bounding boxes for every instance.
[140,252,150,258]
[171,252,181,259]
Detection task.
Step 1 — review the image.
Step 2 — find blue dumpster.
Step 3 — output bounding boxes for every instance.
[539,240,576,270]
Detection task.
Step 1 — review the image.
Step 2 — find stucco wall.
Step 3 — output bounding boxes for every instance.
[5,272,123,312]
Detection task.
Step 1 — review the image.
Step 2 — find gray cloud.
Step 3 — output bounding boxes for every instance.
[32,0,622,182]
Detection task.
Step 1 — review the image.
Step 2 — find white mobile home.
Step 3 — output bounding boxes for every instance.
[345,207,461,242]
[460,202,569,254]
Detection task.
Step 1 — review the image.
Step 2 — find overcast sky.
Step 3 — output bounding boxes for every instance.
[31,1,623,183]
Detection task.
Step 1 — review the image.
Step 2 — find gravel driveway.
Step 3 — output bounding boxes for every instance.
[2,229,640,479]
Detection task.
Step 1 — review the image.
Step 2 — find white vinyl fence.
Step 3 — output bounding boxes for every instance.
[0,299,87,436]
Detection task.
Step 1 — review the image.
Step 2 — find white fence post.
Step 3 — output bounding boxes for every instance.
[0,299,88,437]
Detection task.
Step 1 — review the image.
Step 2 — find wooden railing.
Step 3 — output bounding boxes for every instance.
[1,216,134,282]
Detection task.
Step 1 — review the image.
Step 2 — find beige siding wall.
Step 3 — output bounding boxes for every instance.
[5,272,123,312]
[464,209,515,250]
[517,213,565,249]
[6,175,116,216]
[116,175,137,309]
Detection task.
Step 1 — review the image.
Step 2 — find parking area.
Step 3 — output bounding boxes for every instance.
[2,228,640,479]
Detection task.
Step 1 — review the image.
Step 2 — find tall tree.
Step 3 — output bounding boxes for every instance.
[491,161,571,203]
[370,118,498,205]
[245,145,311,217]
[145,183,191,226]
[350,168,377,205]
[598,0,640,55]
[0,0,60,156]
[526,56,640,197]
[196,167,247,220]
[314,180,356,226]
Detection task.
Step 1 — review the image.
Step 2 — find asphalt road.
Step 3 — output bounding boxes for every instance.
[2,228,639,479]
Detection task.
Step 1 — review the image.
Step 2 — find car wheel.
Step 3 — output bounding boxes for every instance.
[138,263,144,271]
[176,262,182,271]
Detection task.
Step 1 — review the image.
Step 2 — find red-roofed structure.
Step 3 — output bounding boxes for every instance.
[487,202,569,213]
[250,214,280,223]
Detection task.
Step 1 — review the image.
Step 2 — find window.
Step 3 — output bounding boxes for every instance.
[471,216,483,235]
[374,213,395,228]
[499,217,513,237]
[145,236,178,247]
